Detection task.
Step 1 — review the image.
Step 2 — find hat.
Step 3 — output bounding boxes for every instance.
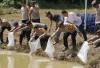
[45,11,51,16]
[13,21,18,26]
[92,1,99,7]
[31,1,36,5]
[58,21,63,27]
[62,10,67,14]
[26,20,31,25]
[97,29,100,34]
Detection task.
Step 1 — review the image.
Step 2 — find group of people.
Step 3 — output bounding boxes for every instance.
[0,1,100,52]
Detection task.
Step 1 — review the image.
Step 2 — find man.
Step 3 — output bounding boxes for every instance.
[30,1,40,23]
[92,1,100,29]
[0,18,11,44]
[61,10,87,41]
[30,26,50,50]
[50,22,82,52]
[21,1,29,24]
[46,11,63,44]
[26,21,48,30]
[88,29,100,48]
[12,21,31,45]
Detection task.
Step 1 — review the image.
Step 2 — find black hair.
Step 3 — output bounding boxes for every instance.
[31,1,36,5]
[22,0,26,3]
[34,26,38,29]
[92,2,99,7]
[26,20,31,25]
[61,10,67,14]
[45,11,51,16]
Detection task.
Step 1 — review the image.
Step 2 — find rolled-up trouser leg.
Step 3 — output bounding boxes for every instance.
[71,31,77,48]
[63,32,71,48]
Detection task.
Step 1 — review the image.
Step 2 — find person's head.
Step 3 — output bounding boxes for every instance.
[13,21,19,28]
[0,18,2,23]
[21,1,26,7]
[92,2,99,8]
[26,20,32,28]
[31,1,36,7]
[45,11,52,18]
[61,10,68,17]
[34,26,39,31]
[97,29,100,37]
[58,22,64,29]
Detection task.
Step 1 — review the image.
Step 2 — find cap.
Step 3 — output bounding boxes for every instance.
[26,20,31,25]
[62,10,67,14]
[97,29,100,34]
[31,1,36,5]
[13,21,19,26]
[92,1,99,7]
[45,11,51,16]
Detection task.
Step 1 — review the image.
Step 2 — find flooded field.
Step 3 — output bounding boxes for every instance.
[0,51,84,68]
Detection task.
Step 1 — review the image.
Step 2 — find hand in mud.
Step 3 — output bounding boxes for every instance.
[78,33,82,37]
[88,43,93,45]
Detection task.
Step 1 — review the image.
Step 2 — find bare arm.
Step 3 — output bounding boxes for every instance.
[48,20,52,32]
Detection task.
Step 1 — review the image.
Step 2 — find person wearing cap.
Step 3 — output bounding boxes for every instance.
[30,25,50,50]
[50,22,82,52]
[29,1,40,23]
[61,10,87,41]
[88,29,100,48]
[21,1,29,24]
[12,21,31,45]
[0,18,11,44]
[26,20,47,30]
[92,1,100,29]
[46,11,63,44]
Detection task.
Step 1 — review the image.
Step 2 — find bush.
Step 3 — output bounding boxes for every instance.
[0,0,14,7]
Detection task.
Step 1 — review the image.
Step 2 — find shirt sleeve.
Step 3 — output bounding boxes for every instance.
[73,25,80,33]
[89,36,99,42]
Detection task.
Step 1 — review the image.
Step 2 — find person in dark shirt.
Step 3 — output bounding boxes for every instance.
[0,18,11,44]
[45,11,63,44]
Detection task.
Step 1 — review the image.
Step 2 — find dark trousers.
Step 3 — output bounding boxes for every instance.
[22,20,28,24]
[78,25,87,41]
[20,29,31,45]
[32,18,40,23]
[98,23,100,29]
[0,26,11,43]
[34,35,50,50]
[63,31,77,49]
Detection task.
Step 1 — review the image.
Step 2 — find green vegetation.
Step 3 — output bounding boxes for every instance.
[0,0,97,9]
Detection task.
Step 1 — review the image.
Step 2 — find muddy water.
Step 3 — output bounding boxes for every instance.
[0,51,84,68]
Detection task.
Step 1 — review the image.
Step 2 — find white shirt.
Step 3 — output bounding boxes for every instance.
[30,6,40,19]
[96,4,100,23]
[64,12,82,26]
[21,6,29,20]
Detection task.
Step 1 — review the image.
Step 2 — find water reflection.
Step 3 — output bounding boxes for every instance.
[0,51,84,68]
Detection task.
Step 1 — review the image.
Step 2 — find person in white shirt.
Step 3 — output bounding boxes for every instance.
[21,1,29,24]
[92,1,100,29]
[50,22,82,52]
[62,10,87,41]
[29,1,40,23]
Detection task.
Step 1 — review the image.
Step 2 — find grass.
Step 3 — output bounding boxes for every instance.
[0,7,100,68]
